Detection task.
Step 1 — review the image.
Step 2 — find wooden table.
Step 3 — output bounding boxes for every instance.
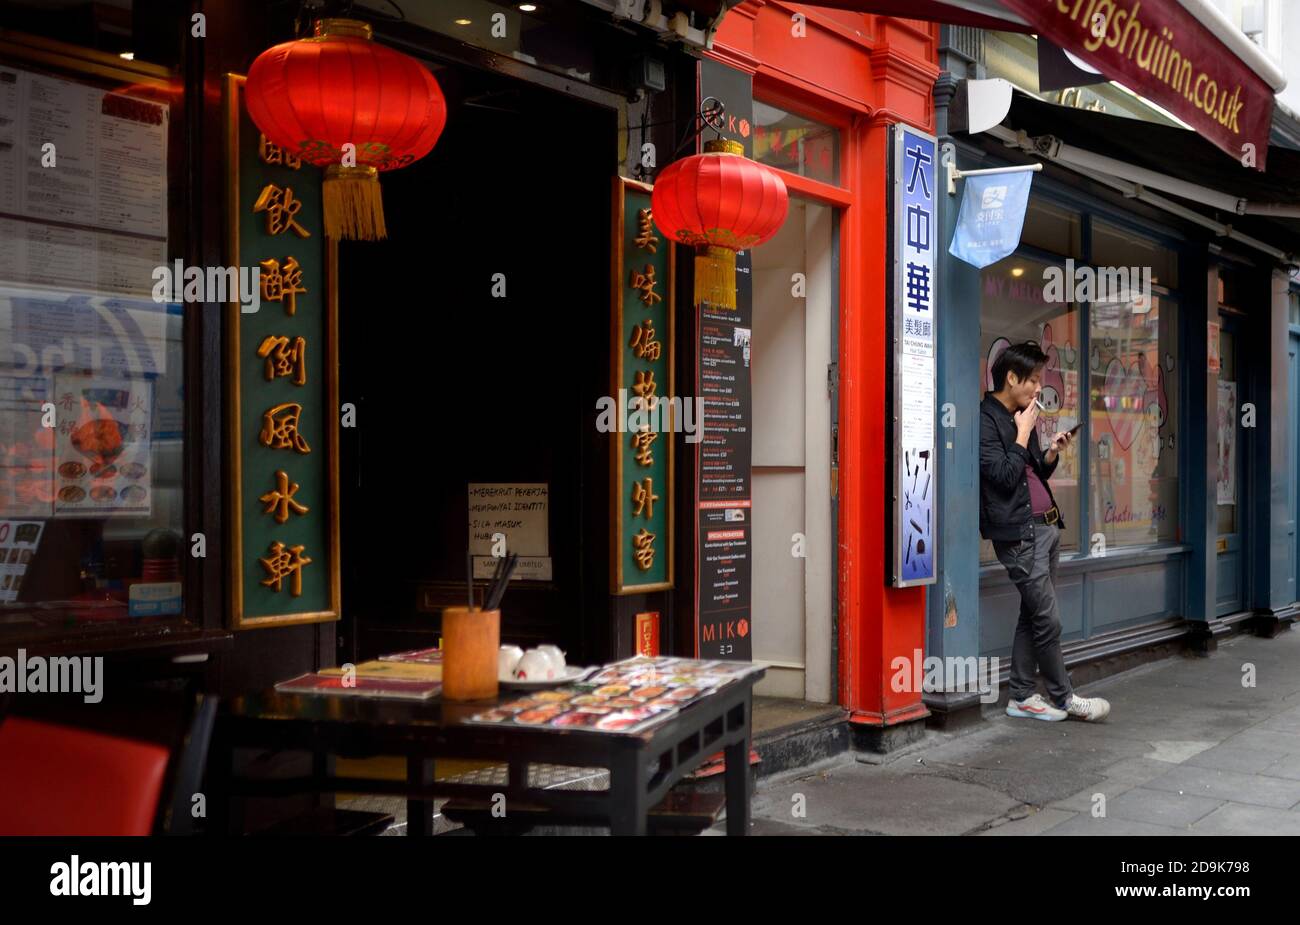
[211,667,763,836]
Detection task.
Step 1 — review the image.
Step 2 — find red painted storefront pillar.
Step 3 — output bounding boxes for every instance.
[711,5,939,727]
[838,112,932,729]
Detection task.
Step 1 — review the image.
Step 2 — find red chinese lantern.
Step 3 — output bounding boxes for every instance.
[651,139,789,309]
[245,18,447,240]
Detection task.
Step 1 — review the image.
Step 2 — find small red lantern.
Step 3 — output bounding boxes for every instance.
[651,139,789,309]
[245,18,447,240]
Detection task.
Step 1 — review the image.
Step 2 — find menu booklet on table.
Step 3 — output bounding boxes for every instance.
[274,672,441,701]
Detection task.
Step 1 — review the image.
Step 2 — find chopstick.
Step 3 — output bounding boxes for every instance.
[485,552,518,612]
[466,548,474,609]
[484,553,506,611]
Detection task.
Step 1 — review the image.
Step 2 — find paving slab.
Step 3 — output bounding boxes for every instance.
[1141,764,1300,809]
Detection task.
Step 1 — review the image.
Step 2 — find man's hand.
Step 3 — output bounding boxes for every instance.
[1013,403,1039,448]
[1044,428,1072,464]
[1049,429,1073,452]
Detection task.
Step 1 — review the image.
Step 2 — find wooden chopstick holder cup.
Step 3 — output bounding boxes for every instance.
[441,606,500,701]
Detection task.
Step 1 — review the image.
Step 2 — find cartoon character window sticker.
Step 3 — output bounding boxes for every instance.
[1088,298,1177,547]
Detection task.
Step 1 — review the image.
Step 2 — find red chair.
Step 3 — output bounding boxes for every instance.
[0,716,169,835]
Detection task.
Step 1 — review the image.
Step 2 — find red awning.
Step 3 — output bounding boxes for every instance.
[996,0,1280,169]
[807,0,1285,169]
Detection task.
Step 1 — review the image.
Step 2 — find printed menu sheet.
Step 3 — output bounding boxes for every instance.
[51,373,153,517]
[466,656,763,735]
[0,66,167,296]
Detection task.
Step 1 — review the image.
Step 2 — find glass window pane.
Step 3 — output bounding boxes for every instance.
[0,48,184,637]
[1088,293,1179,548]
[1216,325,1236,534]
[1020,198,1081,258]
[979,257,1082,563]
[1091,219,1178,289]
[753,99,840,186]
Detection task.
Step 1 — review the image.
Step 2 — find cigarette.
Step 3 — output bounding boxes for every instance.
[1034,398,1045,411]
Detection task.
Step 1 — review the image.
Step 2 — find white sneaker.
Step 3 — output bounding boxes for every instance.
[1005,694,1066,722]
[1064,694,1110,722]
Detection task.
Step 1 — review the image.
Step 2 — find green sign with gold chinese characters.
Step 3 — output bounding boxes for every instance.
[611,177,673,594]
[225,74,339,628]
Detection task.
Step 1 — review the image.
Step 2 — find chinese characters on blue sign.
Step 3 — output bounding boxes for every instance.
[892,125,937,587]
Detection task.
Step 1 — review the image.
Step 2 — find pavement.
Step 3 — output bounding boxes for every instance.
[713,626,1300,836]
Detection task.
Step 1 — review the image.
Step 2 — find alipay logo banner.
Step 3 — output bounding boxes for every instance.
[948,170,1033,269]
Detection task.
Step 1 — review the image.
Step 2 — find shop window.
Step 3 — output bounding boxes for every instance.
[1020,199,1081,258]
[0,31,186,639]
[1091,219,1178,289]
[1088,293,1179,549]
[978,256,1082,563]
[752,100,839,186]
[980,201,1183,566]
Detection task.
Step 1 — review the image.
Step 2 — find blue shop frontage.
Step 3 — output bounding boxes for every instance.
[923,82,1300,725]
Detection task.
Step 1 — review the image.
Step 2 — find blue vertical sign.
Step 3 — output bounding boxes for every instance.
[891,125,937,587]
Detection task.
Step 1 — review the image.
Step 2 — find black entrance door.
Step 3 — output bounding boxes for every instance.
[337,61,616,663]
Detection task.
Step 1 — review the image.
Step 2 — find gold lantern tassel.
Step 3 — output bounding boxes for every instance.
[323,165,387,241]
[695,245,737,310]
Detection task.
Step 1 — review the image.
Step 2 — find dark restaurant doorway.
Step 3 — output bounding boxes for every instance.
[336,59,616,666]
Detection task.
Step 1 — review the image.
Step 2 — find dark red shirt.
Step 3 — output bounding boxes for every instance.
[1025,461,1053,514]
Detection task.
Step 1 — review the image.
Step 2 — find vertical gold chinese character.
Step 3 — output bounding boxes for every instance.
[259,134,302,169]
[253,183,311,238]
[629,319,661,361]
[259,257,307,315]
[259,470,310,524]
[629,265,662,306]
[260,402,311,454]
[631,477,659,519]
[259,540,313,596]
[632,370,657,410]
[257,334,308,385]
[635,208,659,253]
[631,428,657,466]
[631,528,655,571]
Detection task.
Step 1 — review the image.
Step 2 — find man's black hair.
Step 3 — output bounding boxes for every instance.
[992,341,1048,392]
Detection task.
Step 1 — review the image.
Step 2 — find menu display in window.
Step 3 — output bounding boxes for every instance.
[0,66,167,296]
[51,373,153,517]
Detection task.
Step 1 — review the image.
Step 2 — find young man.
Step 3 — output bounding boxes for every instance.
[980,342,1110,723]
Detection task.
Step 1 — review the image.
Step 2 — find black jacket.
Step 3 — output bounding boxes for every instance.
[978,392,1064,541]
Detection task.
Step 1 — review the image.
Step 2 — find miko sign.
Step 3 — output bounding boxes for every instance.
[889,124,938,588]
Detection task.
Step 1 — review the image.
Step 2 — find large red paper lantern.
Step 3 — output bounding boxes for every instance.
[651,139,789,309]
[245,18,447,240]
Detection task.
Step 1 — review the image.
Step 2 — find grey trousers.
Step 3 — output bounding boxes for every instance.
[993,525,1074,708]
